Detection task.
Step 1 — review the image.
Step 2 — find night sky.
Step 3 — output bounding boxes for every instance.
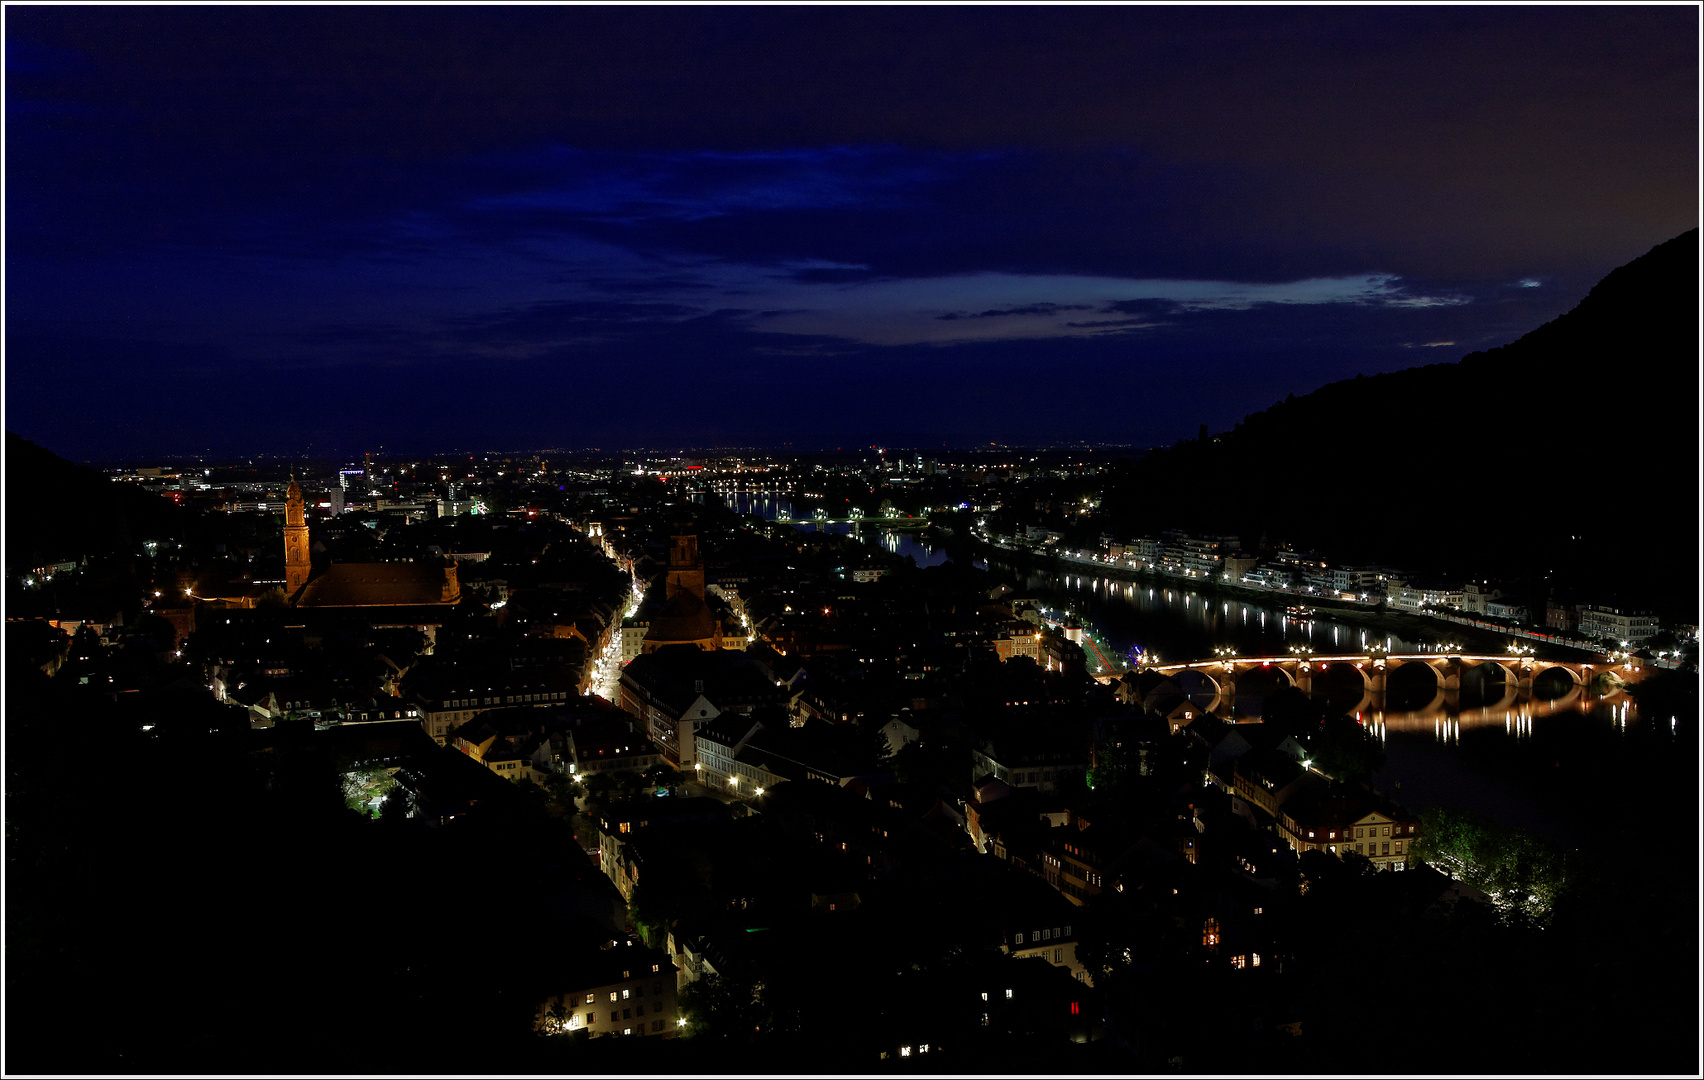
[6,7,1697,460]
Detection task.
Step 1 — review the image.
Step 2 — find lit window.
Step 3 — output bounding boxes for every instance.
[1231,955,1247,970]
[1005,988,1013,999]
[981,992,988,1001]
[1251,953,1262,967]
[900,1046,912,1058]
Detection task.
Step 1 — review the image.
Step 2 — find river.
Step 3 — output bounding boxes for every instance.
[707,493,1691,844]
[984,556,1690,847]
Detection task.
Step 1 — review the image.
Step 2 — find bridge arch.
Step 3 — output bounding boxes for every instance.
[1384,657,1444,692]
[1312,659,1373,696]
[1530,661,1584,687]
[1458,658,1521,701]
[1380,658,1446,711]
[1229,662,1296,701]
[1172,667,1223,706]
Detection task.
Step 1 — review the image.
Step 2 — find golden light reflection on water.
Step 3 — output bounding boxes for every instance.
[1327,685,1633,745]
[1208,682,1637,745]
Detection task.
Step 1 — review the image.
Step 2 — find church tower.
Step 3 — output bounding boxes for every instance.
[284,477,311,596]
[643,534,720,655]
[665,534,706,602]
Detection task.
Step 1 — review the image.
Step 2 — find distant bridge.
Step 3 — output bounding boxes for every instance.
[1140,652,1650,718]
[775,514,927,526]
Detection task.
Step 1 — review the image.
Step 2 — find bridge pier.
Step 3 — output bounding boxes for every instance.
[1294,663,1313,694]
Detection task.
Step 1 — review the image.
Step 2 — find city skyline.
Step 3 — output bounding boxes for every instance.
[7,7,1698,459]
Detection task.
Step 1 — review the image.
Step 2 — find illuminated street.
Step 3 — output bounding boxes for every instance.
[592,572,645,703]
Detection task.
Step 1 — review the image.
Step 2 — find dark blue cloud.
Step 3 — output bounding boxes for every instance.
[939,303,1094,322]
[4,6,1695,459]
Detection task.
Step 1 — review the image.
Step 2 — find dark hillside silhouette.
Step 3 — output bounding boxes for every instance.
[1102,229,1699,618]
[5,431,185,564]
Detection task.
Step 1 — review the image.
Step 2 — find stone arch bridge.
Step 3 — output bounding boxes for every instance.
[1146,652,1648,717]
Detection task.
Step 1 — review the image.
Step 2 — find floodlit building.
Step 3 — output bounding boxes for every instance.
[533,942,681,1038]
[279,478,462,614]
[1577,605,1660,646]
[1277,787,1419,871]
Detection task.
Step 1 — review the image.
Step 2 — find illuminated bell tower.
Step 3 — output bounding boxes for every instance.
[284,477,311,595]
[665,534,706,602]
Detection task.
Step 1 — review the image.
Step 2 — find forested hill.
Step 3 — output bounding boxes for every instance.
[5,431,185,567]
[1101,228,1699,619]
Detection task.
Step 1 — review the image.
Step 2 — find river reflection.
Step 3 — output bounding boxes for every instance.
[992,558,1429,659]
